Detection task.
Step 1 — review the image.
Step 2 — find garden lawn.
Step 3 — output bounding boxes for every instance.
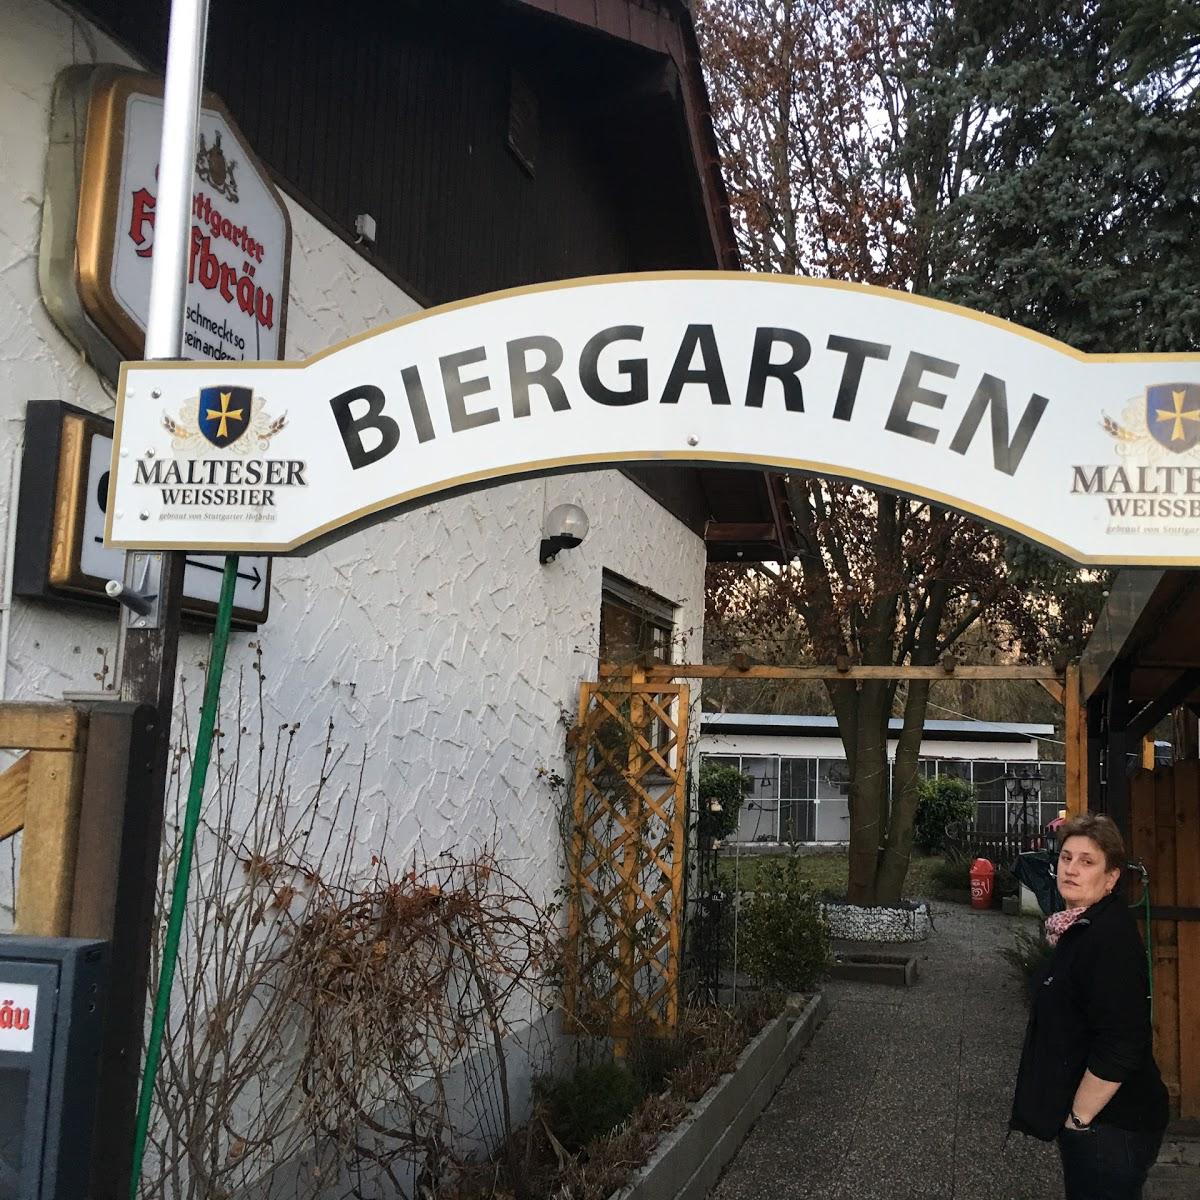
[716,849,944,901]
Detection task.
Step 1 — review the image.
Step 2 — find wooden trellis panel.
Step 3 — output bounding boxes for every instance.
[565,678,688,1055]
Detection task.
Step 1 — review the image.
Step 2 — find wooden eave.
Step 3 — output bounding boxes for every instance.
[1081,570,1200,709]
[509,0,738,270]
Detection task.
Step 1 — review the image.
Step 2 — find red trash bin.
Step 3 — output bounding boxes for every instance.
[970,858,995,910]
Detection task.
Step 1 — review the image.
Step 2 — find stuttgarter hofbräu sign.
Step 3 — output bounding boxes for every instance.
[106,273,1200,566]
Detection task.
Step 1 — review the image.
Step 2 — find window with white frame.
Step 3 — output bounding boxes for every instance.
[699,752,1065,843]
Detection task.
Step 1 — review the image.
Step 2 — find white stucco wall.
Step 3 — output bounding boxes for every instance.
[0,0,706,905]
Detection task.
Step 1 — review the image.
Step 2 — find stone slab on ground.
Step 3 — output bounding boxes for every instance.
[1145,1131,1200,1199]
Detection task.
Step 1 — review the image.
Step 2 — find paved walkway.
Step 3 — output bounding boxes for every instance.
[712,904,1062,1200]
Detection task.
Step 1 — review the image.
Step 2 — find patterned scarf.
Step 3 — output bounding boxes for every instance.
[1045,905,1088,947]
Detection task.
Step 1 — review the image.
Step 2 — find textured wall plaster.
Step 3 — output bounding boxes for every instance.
[0,0,706,906]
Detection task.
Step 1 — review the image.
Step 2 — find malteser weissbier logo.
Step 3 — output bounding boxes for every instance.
[130,389,304,517]
[1075,383,1200,528]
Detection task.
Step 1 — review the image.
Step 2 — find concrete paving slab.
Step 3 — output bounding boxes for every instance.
[710,903,1063,1200]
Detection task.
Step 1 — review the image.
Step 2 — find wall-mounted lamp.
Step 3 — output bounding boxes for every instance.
[539,503,589,564]
[708,798,723,814]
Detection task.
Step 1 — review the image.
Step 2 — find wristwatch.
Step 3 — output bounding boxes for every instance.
[1068,1111,1092,1130]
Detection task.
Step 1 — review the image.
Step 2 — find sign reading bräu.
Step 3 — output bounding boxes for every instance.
[106,274,1200,566]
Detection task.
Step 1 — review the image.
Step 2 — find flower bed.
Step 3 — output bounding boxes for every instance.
[612,994,827,1200]
[449,996,827,1200]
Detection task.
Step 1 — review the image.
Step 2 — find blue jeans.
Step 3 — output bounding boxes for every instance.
[1057,1123,1164,1199]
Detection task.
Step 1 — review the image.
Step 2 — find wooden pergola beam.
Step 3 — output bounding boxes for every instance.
[600,662,1064,682]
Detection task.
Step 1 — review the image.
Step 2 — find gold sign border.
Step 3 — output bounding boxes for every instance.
[76,69,292,362]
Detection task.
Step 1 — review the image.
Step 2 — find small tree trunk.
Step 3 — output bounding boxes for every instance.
[875,677,933,905]
[844,683,891,906]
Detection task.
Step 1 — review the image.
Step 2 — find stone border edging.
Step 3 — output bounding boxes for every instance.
[610,993,829,1200]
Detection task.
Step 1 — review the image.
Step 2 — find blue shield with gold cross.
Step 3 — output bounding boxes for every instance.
[198,385,252,449]
[1147,383,1200,454]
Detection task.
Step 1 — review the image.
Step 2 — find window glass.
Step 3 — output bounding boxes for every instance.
[737,796,777,841]
[973,761,1008,804]
[779,799,815,842]
[701,754,739,771]
[741,757,779,801]
[736,757,779,841]
[599,573,675,667]
[780,757,817,799]
[815,799,850,841]
[975,802,1007,834]
[815,758,851,800]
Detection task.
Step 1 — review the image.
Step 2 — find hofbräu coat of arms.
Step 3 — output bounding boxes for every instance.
[196,130,239,203]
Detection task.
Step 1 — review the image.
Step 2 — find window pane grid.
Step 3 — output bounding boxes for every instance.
[701,751,1066,844]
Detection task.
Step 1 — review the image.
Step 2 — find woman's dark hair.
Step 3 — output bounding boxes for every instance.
[1057,813,1126,872]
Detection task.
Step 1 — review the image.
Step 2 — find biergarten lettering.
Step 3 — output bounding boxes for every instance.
[328,326,1050,478]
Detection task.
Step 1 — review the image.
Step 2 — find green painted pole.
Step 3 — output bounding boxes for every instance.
[127,553,240,1199]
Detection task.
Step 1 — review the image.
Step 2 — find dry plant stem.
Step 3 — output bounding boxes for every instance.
[143,653,365,1200]
[144,649,560,1200]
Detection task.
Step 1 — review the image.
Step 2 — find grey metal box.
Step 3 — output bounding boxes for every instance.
[0,938,107,1200]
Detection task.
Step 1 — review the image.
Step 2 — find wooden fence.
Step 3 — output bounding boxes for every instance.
[1129,761,1200,1120]
[0,703,89,935]
[945,824,1048,865]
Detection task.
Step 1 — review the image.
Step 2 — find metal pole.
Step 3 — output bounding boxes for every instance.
[128,554,239,1199]
[99,4,209,1197]
[145,0,210,360]
[116,0,209,699]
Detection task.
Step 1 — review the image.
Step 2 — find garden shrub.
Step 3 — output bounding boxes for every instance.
[914,777,976,854]
[697,763,752,840]
[539,1061,641,1151]
[627,1029,690,1098]
[736,855,831,991]
[1000,922,1054,998]
[995,862,1019,898]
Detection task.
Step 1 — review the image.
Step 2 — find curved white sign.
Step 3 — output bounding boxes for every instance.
[107,273,1200,565]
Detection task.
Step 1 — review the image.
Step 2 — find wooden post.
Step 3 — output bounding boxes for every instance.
[64,703,162,1200]
[615,671,646,1059]
[1086,696,1104,817]
[564,683,591,1029]
[1154,767,1181,1111]
[1142,736,1157,770]
[1174,706,1200,762]
[16,749,86,935]
[666,684,688,1030]
[1175,760,1200,1119]
[0,703,88,937]
[1107,665,1132,834]
[1064,663,1086,816]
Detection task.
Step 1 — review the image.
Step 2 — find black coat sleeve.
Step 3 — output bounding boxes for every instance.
[1079,919,1152,1083]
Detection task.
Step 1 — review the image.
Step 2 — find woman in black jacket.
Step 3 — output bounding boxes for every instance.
[1011,813,1169,1199]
